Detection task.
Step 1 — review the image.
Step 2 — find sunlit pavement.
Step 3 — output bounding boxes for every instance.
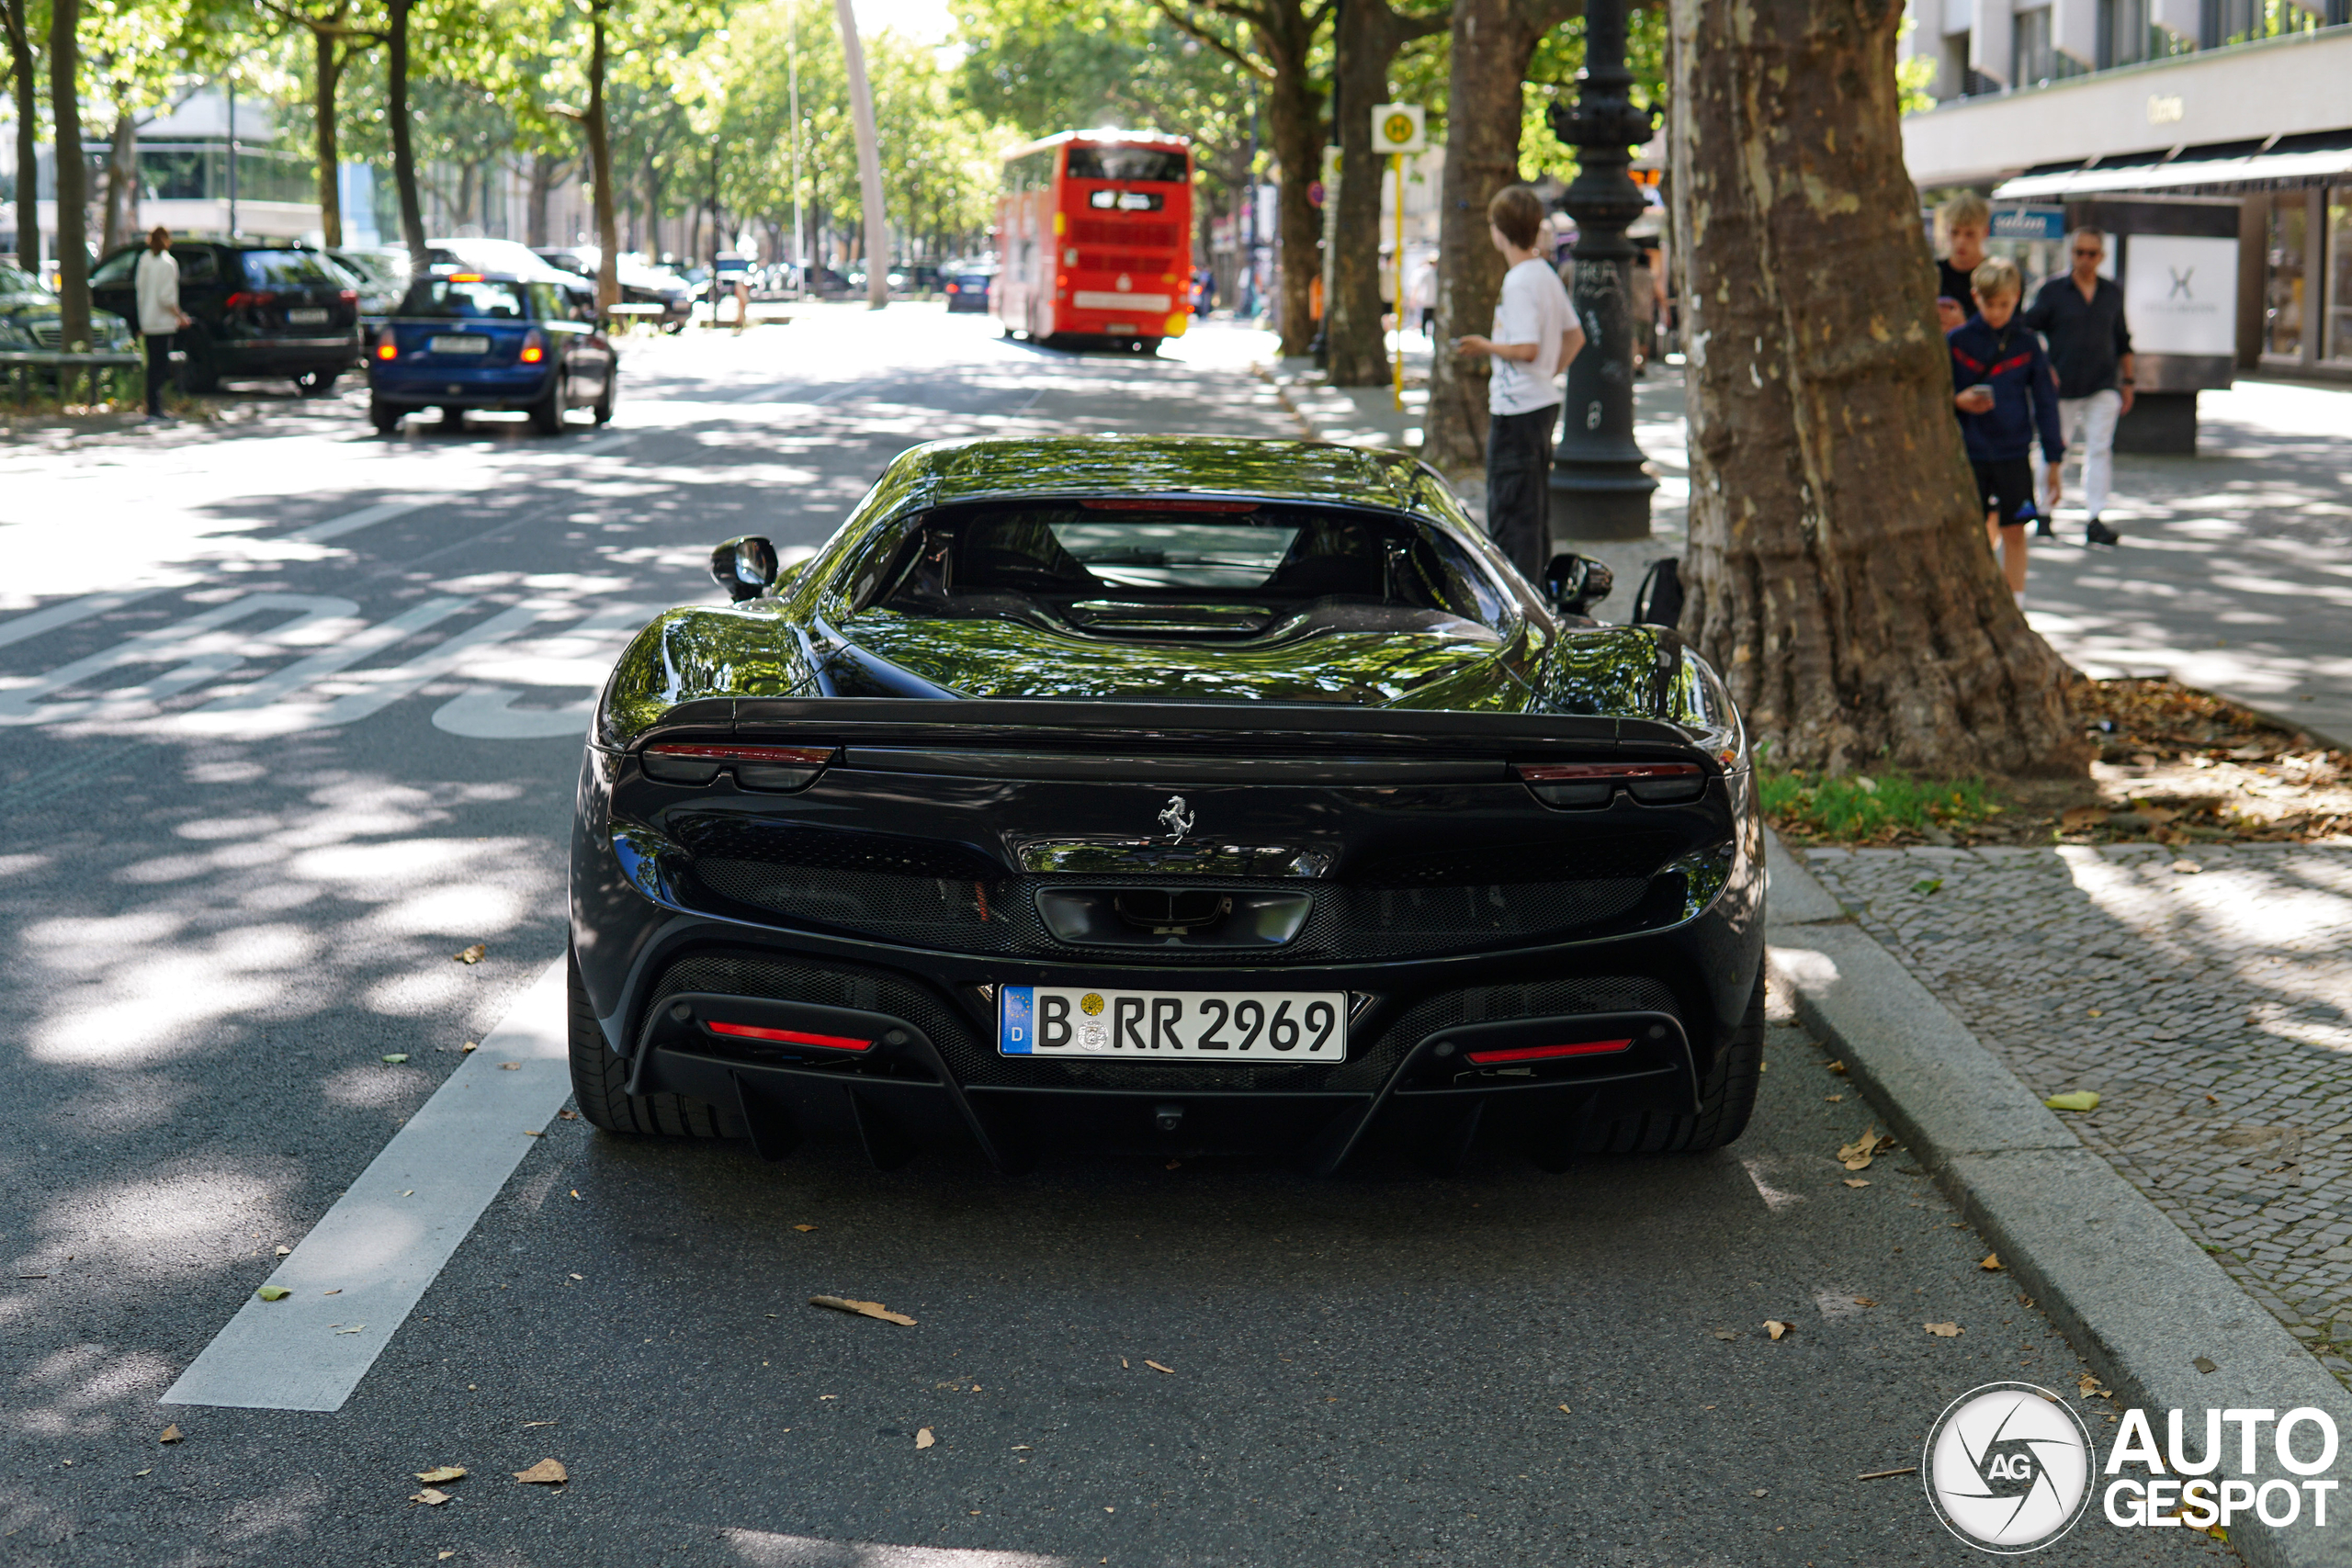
[0,309,2225,1564]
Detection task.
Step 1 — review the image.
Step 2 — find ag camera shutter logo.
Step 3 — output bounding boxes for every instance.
[1923,1382,2095,1553]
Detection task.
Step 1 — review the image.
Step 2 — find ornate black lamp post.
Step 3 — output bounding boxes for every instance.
[1545,0,1658,541]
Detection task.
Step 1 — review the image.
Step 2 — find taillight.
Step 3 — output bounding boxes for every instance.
[1515,761,1706,807]
[520,329,546,364]
[639,742,834,791]
[223,290,277,312]
[339,289,358,303]
[707,1020,873,1052]
[1464,1038,1633,1066]
[376,338,397,360]
[944,282,959,294]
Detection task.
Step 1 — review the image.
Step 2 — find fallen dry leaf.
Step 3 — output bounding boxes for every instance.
[793,1224,818,1233]
[1826,1060,1848,1075]
[133,1468,151,1477]
[513,1459,567,1484]
[381,1054,410,1065]
[1925,1322,1963,1337]
[440,1554,457,1562]
[1854,1297,1878,1308]
[274,1245,290,1257]
[1837,1127,1894,1171]
[2059,805,2106,830]
[522,1420,558,1428]
[1825,1094,1843,1103]
[461,1041,478,1053]
[1844,1178,1871,1189]
[915,1427,935,1450]
[158,1425,182,1444]
[499,1062,521,1071]
[1711,1328,1739,1341]
[809,1294,915,1326]
[255,1286,289,1302]
[412,1487,452,1506]
[334,1324,365,1335]
[2172,860,2202,874]
[2077,1372,2112,1398]
[1145,1360,1175,1374]
[2193,1355,2219,1374]
[1980,1254,2003,1271]
[1763,1320,1792,1340]
[1557,1404,1570,1414]
[2044,1090,2100,1112]
[453,944,487,964]
[558,1110,578,1120]
[414,1465,467,1483]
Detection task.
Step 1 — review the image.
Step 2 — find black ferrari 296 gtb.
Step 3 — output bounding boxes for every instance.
[570,435,1763,1173]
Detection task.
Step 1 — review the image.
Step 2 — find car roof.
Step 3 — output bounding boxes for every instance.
[886,436,1448,517]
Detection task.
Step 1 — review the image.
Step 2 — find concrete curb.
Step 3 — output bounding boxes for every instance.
[1764,829,2352,1568]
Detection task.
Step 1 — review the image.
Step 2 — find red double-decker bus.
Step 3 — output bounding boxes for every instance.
[993,130,1193,352]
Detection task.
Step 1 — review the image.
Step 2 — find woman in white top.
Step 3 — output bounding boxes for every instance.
[133,227,193,420]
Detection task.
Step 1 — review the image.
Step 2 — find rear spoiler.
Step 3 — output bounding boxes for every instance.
[619,696,1708,766]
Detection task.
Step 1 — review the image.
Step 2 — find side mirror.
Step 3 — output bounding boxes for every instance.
[709,536,780,603]
[1544,552,1613,618]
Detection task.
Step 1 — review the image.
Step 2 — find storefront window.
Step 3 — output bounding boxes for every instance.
[2265,201,2306,358]
[2327,191,2352,365]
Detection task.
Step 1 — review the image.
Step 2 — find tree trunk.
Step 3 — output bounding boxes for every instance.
[834,0,889,310]
[1668,0,2085,777]
[1327,0,1447,387]
[101,109,136,253]
[48,0,88,349]
[313,28,345,248]
[386,0,427,265]
[584,1,617,309]
[5,0,37,272]
[526,151,560,248]
[1258,12,1320,355]
[1420,0,1573,474]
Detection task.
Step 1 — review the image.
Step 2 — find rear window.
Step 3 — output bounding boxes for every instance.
[241,250,339,286]
[398,279,528,320]
[89,246,219,286]
[1065,146,1188,183]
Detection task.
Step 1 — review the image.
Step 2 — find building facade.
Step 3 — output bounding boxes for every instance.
[1899,7,2352,385]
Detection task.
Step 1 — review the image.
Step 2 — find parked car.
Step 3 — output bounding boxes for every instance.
[424,237,595,315]
[366,271,616,435]
[564,435,1763,1172]
[533,246,694,333]
[944,264,996,314]
[0,259,139,355]
[327,246,413,342]
[88,242,360,394]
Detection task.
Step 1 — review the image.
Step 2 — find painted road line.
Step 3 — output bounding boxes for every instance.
[290,499,440,543]
[0,585,185,652]
[161,957,571,1413]
[178,597,475,734]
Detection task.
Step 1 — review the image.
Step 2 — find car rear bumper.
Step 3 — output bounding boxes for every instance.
[571,753,1764,1172]
[369,364,557,410]
[218,335,363,373]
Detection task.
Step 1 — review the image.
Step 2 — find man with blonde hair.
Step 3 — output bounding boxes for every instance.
[1934,192,1991,334]
[1950,256,2063,604]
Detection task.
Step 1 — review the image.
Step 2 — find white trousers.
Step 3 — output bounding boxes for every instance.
[2052,389,2123,520]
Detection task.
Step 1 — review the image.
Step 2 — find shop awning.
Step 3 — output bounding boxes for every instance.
[1995,131,2352,198]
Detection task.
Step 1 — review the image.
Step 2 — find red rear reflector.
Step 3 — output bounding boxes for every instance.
[520,330,546,364]
[1080,498,1261,513]
[376,340,397,360]
[707,1021,873,1052]
[1514,761,1703,782]
[449,273,485,282]
[643,743,834,766]
[1464,1038,1634,1066]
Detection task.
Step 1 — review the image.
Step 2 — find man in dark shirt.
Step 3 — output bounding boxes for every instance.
[2020,228,2133,546]
[1934,193,1990,334]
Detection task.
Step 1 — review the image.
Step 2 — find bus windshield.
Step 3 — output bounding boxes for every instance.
[1065,146,1187,183]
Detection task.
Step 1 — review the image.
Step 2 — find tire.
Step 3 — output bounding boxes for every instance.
[567,948,729,1138]
[368,400,401,434]
[592,372,615,426]
[1577,972,1765,1156]
[295,368,338,397]
[179,328,221,393]
[526,378,564,435]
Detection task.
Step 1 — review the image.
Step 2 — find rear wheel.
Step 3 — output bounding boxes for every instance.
[368,400,401,434]
[526,378,564,435]
[179,328,221,393]
[591,372,615,425]
[295,368,338,397]
[1564,973,1765,1158]
[567,948,730,1138]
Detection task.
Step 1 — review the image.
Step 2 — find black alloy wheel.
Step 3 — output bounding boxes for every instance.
[295,368,339,397]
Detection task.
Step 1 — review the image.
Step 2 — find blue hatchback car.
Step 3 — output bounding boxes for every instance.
[368,272,617,435]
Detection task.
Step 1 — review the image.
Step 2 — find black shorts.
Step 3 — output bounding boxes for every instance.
[1973,457,2041,528]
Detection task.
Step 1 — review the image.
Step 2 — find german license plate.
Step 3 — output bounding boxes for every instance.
[1104,322,1137,334]
[288,307,329,325]
[999,987,1345,1061]
[430,335,491,355]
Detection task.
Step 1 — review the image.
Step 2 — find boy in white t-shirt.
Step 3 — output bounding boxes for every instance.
[1453,186,1584,578]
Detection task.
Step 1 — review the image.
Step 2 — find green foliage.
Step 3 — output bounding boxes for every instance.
[1518,5,1668,184]
[1759,769,2007,844]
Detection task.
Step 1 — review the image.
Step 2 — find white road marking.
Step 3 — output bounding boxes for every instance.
[180,597,475,731]
[160,958,572,1413]
[0,586,186,651]
[289,499,439,543]
[0,594,359,726]
[722,1529,1074,1567]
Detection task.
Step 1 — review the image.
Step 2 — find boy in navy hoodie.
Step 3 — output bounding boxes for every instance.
[1950,257,2064,606]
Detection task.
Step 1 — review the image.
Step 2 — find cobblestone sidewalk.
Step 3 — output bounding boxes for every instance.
[1801,840,2352,1381]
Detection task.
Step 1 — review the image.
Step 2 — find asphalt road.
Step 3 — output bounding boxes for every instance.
[1,308,2230,1566]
